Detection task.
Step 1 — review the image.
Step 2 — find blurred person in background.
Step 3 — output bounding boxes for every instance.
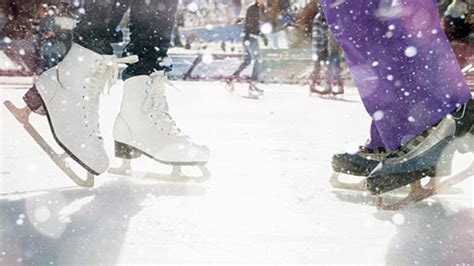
[309,3,344,96]
[442,0,471,67]
[230,0,269,86]
[38,3,76,71]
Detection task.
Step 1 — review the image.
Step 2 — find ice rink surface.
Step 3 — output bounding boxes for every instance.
[1,81,472,265]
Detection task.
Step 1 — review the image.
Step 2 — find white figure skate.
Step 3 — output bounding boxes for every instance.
[4,43,138,187]
[108,71,211,182]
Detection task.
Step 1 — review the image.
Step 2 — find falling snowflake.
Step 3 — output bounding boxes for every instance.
[404,46,418,57]
[373,110,384,121]
[392,213,405,225]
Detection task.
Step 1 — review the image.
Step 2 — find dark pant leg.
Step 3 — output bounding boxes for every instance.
[233,41,253,77]
[327,34,341,83]
[249,39,261,81]
[311,14,329,84]
[73,0,130,55]
[122,0,178,79]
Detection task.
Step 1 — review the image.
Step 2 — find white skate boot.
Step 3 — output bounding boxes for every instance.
[108,71,211,182]
[4,43,138,187]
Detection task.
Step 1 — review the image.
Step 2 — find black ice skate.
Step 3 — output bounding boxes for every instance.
[367,99,474,210]
[330,146,387,191]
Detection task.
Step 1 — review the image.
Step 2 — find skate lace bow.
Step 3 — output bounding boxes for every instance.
[86,55,138,136]
[145,72,185,137]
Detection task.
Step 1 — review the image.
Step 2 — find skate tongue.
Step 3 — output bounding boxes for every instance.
[150,71,179,92]
[104,55,139,94]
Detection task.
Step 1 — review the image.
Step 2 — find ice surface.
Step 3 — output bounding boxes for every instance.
[0,81,472,264]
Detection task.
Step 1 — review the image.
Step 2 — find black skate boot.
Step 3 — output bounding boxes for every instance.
[332,146,387,176]
[367,99,474,196]
[330,146,387,191]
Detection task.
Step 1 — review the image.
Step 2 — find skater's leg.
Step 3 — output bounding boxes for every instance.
[232,42,253,77]
[311,11,331,93]
[310,61,323,85]
[8,0,138,182]
[122,0,178,79]
[111,0,210,177]
[327,34,342,85]
[320,0,471,150]
[73,0,130,55]
[311,11,329,64]
[249,38,262,81]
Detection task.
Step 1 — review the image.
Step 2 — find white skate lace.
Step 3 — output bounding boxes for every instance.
[145,71,187,138]
[85,55,139,138]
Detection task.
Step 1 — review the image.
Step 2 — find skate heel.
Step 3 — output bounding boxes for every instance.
[433,154,454,177]
[115,141,142,159]
[23,85,46,115]
[456,126,474,154]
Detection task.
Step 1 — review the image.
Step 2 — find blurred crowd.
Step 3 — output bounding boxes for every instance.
[0,0,472,79]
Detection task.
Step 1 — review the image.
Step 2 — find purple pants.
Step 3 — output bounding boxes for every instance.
[320,0,471,150]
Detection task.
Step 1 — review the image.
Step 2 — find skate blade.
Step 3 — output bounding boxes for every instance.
[108,159,210,183]
[375,162,473,210]
[3,101,95,187]
[330,173,464,195]
[330,173,367,191]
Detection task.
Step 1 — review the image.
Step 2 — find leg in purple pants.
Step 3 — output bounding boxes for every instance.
[320,0,471,150]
